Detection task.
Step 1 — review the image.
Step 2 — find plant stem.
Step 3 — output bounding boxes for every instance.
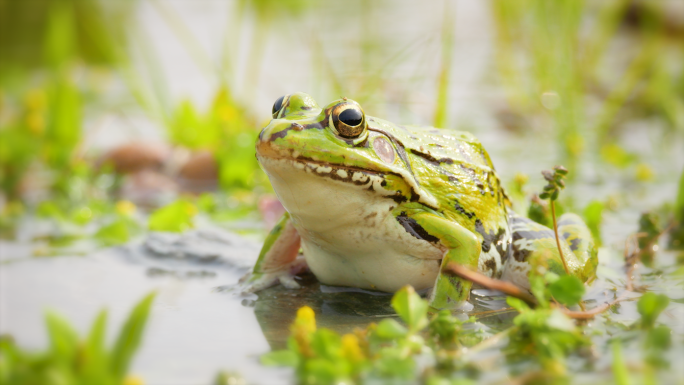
[550,201,570,275]
[550,201,586,311]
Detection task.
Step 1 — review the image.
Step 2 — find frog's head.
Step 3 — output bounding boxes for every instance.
[256,93,439,217]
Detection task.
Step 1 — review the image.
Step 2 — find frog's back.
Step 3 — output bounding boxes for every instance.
[380,122,512,277]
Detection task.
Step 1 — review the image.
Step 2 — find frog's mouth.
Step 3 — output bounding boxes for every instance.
[257,154,391,191]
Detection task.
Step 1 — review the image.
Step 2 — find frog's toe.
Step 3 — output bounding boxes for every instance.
[278,275,301,289]
[240,256,308,293]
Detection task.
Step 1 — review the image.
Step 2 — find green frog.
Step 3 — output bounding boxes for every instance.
[242,92,597,309]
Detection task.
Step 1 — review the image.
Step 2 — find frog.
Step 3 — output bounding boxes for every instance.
[241,92,597,309]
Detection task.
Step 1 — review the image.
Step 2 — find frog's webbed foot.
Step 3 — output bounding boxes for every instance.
[240,256,308,293]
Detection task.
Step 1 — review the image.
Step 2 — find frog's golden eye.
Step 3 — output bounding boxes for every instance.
[272,95,288,118]
[332,104,366,138]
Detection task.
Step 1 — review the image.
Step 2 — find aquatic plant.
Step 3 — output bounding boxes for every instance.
[0,292,155,385]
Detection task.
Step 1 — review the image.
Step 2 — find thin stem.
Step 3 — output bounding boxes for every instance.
[550,201,586,311]
[550,201,570,275]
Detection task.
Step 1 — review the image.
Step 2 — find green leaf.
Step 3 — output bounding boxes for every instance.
[391,285,428,332]
[611,339,630,385]
[82,310,116,385]
[583,200,604,246]
[375,319,408,340]
[506,297,530,313]
[110,292,156,379]
[549,275,585,306]
[148,200,196,232]
[45,311,79,362]
[310,329,342,360]
[529,274,550,308]
[645,325,672,351]
[545,310,575,332]
[260,350,299,367]
[637,292,669,329]
[95,218,130,246]
[676,166,684,222]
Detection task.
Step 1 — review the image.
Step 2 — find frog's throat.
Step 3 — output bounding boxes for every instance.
[257,154,439,209]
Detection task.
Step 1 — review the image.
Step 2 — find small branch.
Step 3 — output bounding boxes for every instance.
[444,262,627,320]
[443,263,537,305]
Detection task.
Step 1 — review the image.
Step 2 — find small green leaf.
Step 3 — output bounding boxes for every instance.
[549,275,585,306]
[87,310,108,354]
[391,285,428,332]
[637,293,670,329]
[110,292,156,379]
[310,329,342,360]
[95,218,130,246]
[545,309,575,332]
[375,319,408,340]
[148,200,196,232]
[45,311,79,361]
[645,325,672,351]
[506,297,530,313]
[611,340,630,385]
[261,350,299,367]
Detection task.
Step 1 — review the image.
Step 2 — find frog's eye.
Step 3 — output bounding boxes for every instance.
[272,95,288,118]
[332,104,366,138]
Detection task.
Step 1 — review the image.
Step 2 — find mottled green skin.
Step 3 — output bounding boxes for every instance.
[248,93,597,309]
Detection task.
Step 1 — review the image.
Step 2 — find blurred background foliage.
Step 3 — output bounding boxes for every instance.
[0,0,682,236]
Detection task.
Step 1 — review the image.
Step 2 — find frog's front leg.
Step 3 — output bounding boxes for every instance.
[240,212,306,292]
[399,210,481,309]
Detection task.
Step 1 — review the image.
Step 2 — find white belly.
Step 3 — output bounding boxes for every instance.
[260,157,444,292]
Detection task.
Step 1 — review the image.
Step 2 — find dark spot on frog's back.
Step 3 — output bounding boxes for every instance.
[484,258,496,272]
[396,212,440,244]
[475,219,507,255]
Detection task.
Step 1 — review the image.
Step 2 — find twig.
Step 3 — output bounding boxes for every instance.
[444,262,627,320]
[443,263,537,305]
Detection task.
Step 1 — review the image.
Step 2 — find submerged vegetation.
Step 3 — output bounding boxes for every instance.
[0,0,682,384]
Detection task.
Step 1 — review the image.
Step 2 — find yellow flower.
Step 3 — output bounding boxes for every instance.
[290,306,316,357]
[24,89,46,111]
[293,306,316,334]
[635,163,654,182]
[116,200,137,217]
[122,375,144,385]
[341,333,365,363]
[26,112,44,136]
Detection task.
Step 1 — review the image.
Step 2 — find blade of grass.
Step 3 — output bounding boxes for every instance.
[110,292,156,379]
